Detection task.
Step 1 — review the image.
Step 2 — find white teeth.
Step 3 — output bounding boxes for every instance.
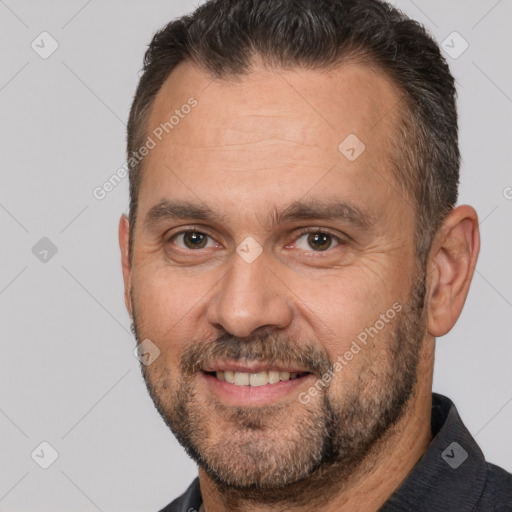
[214,370,304,386]
[268,371,280,384]
[249,372,268,386]
[234,372,250,386]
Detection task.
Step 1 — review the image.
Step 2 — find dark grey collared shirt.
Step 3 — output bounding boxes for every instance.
[158,393,512,511]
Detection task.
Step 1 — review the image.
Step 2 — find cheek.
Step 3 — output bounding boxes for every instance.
[296,269,397,332]
[321,315,400,401]
[291,266,406,379]
[131,271,203,360]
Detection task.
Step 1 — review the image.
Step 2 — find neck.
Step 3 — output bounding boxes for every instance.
[200,340,434,512]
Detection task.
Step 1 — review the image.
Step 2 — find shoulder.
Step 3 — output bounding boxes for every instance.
[476,462,512,511]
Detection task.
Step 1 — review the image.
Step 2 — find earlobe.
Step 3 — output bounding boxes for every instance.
[118,214,133,318]
[427,205,480,337]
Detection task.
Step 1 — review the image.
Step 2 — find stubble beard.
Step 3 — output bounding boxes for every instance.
[133,272,427,504]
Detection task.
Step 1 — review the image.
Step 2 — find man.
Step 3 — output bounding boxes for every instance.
[118,0,512,510]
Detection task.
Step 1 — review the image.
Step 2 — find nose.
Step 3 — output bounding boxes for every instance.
[206,250,294,338]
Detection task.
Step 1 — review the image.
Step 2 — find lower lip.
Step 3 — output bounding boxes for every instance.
[202,372,314,406]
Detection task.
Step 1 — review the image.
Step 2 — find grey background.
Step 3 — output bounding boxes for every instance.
[0,0,511,510]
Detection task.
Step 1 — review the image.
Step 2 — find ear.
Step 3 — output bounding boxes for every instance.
[118,214,133,318]
[426,205,480,337]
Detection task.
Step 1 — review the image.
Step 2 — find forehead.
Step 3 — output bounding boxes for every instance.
[138,60,404,223]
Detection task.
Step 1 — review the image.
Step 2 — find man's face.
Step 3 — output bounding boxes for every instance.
[125,62,428,491]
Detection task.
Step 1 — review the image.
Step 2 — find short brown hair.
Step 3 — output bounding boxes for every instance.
[127,0,459,265]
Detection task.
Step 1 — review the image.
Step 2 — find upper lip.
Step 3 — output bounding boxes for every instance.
[202,360,309,374]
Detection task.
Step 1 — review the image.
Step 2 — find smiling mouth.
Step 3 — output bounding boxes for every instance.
[205,370,310,387]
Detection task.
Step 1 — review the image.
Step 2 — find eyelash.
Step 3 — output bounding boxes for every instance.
[167,227,347,253]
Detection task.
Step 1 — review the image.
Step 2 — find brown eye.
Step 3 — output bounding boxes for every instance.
[173,231,213,249]
[306,232,333,251]
[293,231,340,252]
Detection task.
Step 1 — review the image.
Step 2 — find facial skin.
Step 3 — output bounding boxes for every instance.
[119,61,480,511]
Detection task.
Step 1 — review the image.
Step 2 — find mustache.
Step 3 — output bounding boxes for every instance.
[180,330,333,377]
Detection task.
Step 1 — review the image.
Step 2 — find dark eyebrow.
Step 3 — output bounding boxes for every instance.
[144,200,218,228]
[269,200,375,229]
[144,198,374,230]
